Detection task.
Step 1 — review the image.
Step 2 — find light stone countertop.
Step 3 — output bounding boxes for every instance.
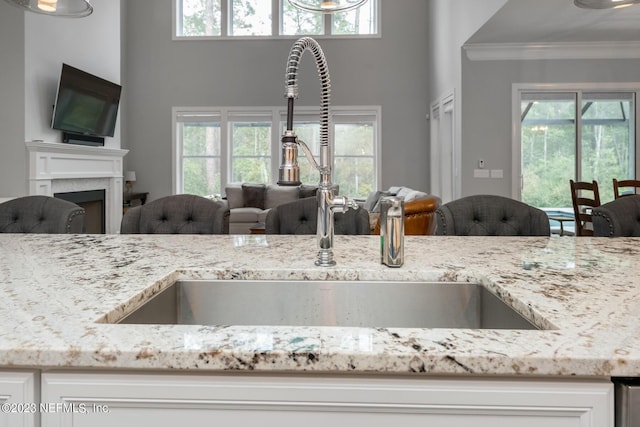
[0,233,638,377]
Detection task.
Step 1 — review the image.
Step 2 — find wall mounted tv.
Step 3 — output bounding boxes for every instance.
[51,63,122,147]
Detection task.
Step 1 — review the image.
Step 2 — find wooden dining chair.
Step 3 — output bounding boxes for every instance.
[613,179,640,199]
[569,180,601,236]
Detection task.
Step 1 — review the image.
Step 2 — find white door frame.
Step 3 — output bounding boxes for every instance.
[430,90,457,203]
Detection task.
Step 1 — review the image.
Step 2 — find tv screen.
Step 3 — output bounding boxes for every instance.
[51,64,122,138]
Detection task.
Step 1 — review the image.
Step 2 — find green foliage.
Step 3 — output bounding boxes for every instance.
[178,0,377,37]
[282,1,322,35]
[180,0,221,36]
[182,123,222,197]
[231,122,271,182]
[521,97,633,208]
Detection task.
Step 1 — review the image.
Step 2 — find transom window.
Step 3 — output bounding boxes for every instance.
[174,0,379,39]
[173,106,380,199]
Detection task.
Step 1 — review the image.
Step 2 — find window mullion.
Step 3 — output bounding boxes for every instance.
[634,92,639,178]
[221,109,230,192]
[273,0,279,36]
[221,0,229,37]
[272,109,281,185]
[575,91,582,181]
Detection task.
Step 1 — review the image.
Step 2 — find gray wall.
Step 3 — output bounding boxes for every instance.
[427,0,507,199]
[460,56,640,198]
[123,0,430,201]
[0,1,121,198]
[24,1,121,146]
[0,2,26,197]
[428,0,506,98]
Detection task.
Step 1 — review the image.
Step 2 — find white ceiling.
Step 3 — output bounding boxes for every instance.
[467,0,640,44]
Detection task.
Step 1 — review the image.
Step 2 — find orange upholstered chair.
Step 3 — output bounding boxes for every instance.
[373,196,441,235]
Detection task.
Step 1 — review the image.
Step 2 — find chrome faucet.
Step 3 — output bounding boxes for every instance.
[278,36,358,267]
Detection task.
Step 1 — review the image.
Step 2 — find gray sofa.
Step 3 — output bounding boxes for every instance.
[225,183,320,234]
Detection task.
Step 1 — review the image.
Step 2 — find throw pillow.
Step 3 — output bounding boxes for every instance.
[403,190,429,202]
[242,183,266,209]
[363,190,391,213]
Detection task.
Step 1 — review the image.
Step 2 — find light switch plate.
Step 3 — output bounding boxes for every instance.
[474,169,490,178]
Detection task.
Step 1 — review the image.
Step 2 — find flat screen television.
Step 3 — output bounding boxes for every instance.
[51,63,122,146]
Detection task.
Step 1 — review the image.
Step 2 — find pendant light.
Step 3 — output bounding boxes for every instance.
[288,0,368,14]
[3,0,93,17]
[574,0,640,9]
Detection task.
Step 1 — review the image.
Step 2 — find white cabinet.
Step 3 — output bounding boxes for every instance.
[41,372,613,427]
[0,371,37,427]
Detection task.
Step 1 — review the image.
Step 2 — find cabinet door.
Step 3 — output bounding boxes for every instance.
[0,371,37,427]
[41,372,613,427]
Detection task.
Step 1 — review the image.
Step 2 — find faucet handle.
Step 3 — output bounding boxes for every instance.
[346,198,359,210]
[331,195,359,213]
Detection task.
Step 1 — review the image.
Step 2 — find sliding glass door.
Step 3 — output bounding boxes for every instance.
[519,90,636,209]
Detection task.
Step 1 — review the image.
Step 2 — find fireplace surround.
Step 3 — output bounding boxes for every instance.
[26,141,129,234]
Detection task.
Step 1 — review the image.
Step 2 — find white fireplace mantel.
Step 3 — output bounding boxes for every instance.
[26,141,129,234]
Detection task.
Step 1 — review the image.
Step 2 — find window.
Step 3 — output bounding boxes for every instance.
[229,112,272,182]
[282,110,377,197]
[515,86,638,210]
[230,0,271,36]
[174,0,379,38]
[175,111,223,197]
[173,106,380,199]
[178,0,222,37]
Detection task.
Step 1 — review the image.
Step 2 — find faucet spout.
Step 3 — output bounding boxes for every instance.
[279,37,356,267]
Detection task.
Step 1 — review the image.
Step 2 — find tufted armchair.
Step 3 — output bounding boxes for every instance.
[265,197,370,235]
[0,195,85,233]
[435,195,550,236]
[120,194,229,234]
[592,195,640,237]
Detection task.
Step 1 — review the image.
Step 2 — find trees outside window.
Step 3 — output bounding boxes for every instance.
[519,89,636,209]
[176,112,222,197]
[230,119,272,182]
[174,107,380,199]
[175,0,378,38]
[177,0,221,36]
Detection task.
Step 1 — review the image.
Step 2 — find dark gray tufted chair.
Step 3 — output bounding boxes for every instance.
[265,197,370,235]
[0,195,85,233]
[593,195,640,237]
[436,195,550,236]
[121,194,229,234]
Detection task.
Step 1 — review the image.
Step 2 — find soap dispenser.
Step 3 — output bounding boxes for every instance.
[379,196,404,267]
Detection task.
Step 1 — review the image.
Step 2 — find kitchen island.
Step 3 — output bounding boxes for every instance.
[1,233,636,426]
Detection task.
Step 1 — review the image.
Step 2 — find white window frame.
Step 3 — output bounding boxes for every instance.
[172,0,380,40]
[512,82,640,201]
[172,105,381,197]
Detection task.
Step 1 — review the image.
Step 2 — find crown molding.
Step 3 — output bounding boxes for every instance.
[464,41,640,61]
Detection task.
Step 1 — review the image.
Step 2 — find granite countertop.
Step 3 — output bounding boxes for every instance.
[0,233,638,377]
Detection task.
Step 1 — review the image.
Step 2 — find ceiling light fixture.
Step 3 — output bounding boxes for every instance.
[3,0,93,17]
[574,0,640,9]
[288,0,368,14]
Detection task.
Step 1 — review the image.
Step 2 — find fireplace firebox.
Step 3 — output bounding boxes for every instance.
[55,190,106,234]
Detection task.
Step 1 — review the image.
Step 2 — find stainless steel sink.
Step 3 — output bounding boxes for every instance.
[116,280,539,330]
